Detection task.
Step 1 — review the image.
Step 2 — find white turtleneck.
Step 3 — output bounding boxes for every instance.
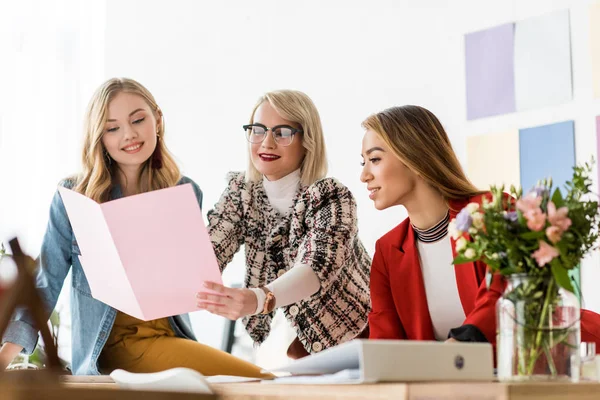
[250,169,321,314]
[262,169,301,216]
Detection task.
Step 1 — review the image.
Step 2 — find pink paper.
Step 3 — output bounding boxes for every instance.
[58,184,222,321]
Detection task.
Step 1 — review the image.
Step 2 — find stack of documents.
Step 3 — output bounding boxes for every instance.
[267,339,494,384]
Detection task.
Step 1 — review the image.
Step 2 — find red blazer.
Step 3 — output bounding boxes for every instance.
[369,194,600,349]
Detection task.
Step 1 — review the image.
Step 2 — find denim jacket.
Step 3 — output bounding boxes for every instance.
[2,176,203,375]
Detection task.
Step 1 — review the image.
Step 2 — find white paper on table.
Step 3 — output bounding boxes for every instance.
[262,369,363,385]
[206,375,263,384]
[110,368,213,394]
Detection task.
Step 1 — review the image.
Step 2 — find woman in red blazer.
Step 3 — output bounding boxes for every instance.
[360,105,600,349]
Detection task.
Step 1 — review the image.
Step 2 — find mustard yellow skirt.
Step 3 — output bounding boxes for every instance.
[98,312,269,378]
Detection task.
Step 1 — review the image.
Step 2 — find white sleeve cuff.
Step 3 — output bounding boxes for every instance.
[266,263,320,308]
[251,287,266,315]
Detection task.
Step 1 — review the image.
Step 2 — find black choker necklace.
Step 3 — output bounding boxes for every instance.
[412,211,450,243]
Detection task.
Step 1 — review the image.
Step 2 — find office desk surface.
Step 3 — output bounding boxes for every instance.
[211,381,600,400]
[58,375,600,400]
[2,382,213,400]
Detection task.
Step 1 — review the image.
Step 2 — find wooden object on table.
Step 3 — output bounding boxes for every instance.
[0,238,61,373]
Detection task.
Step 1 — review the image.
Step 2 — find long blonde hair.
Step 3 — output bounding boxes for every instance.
[246,90,327,186]
[362,105,483,203]
[74,78,180,202]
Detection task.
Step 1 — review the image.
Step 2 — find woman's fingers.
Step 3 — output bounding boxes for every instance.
[196,283,257,320]
[196,292,228,303]
[203,281,232,296]
[196,301,227,311]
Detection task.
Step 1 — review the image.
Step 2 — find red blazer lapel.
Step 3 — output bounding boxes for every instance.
[391,222,435,341]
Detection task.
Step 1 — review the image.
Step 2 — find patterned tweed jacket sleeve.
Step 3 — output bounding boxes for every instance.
[207,172,372,354]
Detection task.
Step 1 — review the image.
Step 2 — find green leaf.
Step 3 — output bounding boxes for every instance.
[532,291,544,299]
[551,187,565,208]
[452,255,476,265]
[499,267,520,275]
[519,231,545,240]
[569,267,581,303]
[550,259,574,293]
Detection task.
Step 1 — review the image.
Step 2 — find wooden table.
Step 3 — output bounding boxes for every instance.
[407,381,600,400]
[211,381,600,400]
[210,382,407,399]
[1,373,215,400]
[57,375,600,400]
[3,385,214,400]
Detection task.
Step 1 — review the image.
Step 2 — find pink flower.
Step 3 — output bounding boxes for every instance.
[532,240,559,267]
[547,201,572,232]
[546,226,562,244]
[524,208,546,231]
[516,195,542,214]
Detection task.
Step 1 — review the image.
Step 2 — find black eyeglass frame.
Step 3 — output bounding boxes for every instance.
[242,123,303,146]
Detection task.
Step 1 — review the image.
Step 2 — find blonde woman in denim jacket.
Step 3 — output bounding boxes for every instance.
[0,78,267,377]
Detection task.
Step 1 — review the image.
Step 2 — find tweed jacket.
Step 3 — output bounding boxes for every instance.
[207,172,371,354]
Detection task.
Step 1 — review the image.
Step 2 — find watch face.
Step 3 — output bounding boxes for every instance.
[262,291,276,314]
[266,293,276,313]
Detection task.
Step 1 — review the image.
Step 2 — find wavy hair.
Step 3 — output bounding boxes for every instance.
[362,105,483,204]
[73,78,180,202]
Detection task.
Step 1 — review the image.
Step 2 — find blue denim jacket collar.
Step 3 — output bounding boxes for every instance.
[111,184,122,200]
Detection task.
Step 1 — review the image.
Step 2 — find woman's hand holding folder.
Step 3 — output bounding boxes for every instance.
[195,282,258,320]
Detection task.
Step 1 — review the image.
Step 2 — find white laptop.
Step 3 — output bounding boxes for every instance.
[267,339,494,383]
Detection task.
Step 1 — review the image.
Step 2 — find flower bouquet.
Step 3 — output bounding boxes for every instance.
[450,161,599,381]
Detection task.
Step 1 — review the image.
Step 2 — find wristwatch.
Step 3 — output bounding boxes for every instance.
[260,287,276,314]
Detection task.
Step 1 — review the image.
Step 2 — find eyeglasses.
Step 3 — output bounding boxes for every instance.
[243,123,303,147]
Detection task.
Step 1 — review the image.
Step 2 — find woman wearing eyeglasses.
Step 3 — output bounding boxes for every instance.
[196,90,371,358]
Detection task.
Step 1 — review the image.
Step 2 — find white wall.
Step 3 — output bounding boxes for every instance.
[453,0,600,312]
[0,0,106,362]
[101,0,600,349]
[0,1,106,255]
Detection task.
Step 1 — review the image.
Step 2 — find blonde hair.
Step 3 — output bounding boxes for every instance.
[362,105,483,204]
[74,78,181,202]
[246,90,327,186]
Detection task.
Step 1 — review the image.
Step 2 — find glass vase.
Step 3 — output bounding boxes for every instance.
[496,273,580,381]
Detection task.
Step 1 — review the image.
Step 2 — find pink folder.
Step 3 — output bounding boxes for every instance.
[58,184,222,321]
